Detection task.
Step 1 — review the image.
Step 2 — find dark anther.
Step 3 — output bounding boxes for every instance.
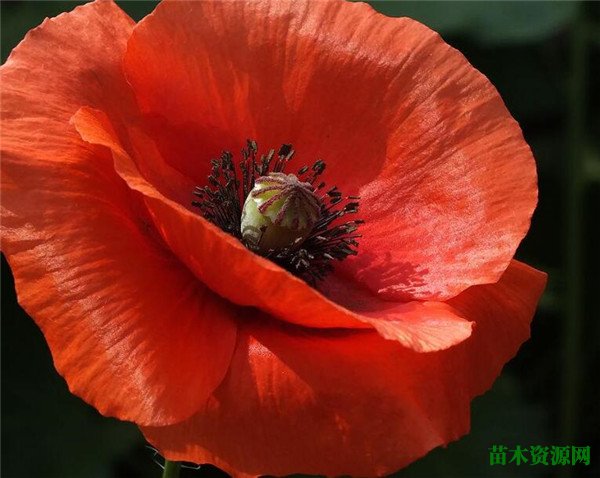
[192,140,362,284]
[278,144,293,157]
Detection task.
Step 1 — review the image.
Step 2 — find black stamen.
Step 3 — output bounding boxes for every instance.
[192,141,362,284]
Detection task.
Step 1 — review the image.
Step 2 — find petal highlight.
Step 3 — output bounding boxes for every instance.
[124,0,538,302]
[1,0,237,427]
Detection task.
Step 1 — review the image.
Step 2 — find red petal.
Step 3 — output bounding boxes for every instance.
[142,261,546,477]
[0,0,237,426]
[124,0,538,301]
[321,273,473,352]
[70,108,355,327]
[73,106,475,351]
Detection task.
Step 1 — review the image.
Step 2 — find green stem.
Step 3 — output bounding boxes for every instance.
[561,1,587,462]
[162,460,181,478]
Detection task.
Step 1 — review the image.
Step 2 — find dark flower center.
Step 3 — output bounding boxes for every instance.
[192,141,362,284]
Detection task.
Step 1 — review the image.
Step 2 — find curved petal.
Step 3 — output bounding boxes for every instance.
[321,273,473,352]
[72,106,475,352]
[142,261,546,477]
[124,0,538,302]
[0,0,237,427]
[70,107,360,329]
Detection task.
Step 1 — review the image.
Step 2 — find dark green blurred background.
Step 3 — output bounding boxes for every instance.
[1,1,598,477]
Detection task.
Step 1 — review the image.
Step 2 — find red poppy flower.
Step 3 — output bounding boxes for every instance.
[1,1,546,477]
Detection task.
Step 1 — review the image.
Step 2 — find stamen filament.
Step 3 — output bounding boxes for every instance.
[192,141,362,284]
